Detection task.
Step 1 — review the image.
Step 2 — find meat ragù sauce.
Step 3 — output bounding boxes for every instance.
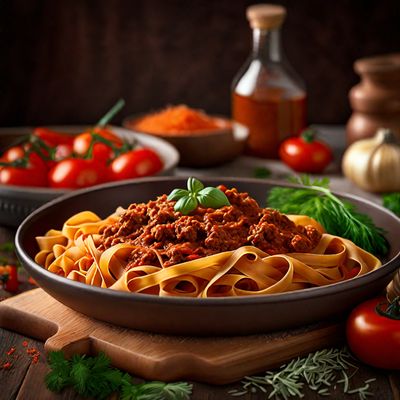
[100,186,321,268]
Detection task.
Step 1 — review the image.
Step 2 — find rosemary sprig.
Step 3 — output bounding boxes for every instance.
[267,175,388,255]
[229,347,375,400]
[45,351,192,400]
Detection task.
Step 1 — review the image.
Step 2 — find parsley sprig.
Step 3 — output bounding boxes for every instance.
[45,351,192,400]
[267,175,388,255]
[168,177,230,215]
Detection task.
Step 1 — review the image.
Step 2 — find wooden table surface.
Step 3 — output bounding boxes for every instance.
[1,223,400,399]
[0,128,399,400]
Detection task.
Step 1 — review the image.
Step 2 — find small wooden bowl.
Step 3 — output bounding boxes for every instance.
[123,115,248,168]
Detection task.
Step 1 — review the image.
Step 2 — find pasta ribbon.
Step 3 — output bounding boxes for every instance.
[34,210,382,298]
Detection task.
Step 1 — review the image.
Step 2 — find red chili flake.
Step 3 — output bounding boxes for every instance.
[22,341,28,347]
[2,362,12,370]
[6,347,16,356]
[31,355,40,364]
[26,348,39,355]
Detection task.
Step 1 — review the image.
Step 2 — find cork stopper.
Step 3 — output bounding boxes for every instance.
[246,4,286,30]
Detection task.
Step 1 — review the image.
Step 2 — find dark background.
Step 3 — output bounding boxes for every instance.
[0,0,399,126]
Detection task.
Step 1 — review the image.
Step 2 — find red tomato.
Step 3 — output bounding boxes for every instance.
[0,152,48,187]
[48,158,108,189]
[73,128,122,162]
[3,146,25,162]
[346,297,400,370]
[33,127,74,146]
[110,148,163,180]
[279,129,333,173]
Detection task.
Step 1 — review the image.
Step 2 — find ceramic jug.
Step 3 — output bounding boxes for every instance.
[347,53,400,145]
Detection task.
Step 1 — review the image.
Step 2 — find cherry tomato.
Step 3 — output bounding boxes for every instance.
[346,297,400,370]
[3,146,25,162]
[48,158,109,189]
[73,128,122,163]
[0,152,48,187]
[110,148,163,180]
[279,129,333,173]
[33,127,74,146]
[1,265,19,292]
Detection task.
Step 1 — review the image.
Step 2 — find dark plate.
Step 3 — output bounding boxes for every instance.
[0,126,179,227]
[15,177,400,336]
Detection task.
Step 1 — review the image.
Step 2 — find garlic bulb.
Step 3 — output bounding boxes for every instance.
[342,128,400,193]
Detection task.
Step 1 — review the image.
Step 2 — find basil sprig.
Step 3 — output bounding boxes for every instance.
[168,177,230,215]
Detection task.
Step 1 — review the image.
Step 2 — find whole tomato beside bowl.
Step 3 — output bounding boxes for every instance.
[0,125,179,227]
[279,129,333,173]
[346,296,400,370]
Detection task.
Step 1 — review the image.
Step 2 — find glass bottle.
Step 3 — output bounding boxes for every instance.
[232,4,307,158]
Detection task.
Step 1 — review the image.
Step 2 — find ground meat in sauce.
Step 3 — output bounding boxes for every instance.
[99,186,322,268]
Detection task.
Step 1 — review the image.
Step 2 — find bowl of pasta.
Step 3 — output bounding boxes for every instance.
[15,177,400,335]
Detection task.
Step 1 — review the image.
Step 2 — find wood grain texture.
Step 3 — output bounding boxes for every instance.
[0,288,345,384]
[0,0,399,126]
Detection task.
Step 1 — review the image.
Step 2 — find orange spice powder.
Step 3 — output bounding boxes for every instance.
[133,105,221,134]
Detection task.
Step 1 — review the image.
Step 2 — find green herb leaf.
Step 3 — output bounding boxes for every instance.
[187,177,204,193]
[175,195,198,215]
[167,188,190,201]
[46,351,193,399]
[267,175,388,255]
[197,187,230,208]
[45,351,71,392]
[254,166,272,179]
[383,192,400,217]
[0,242,15,253]
[168,177,231,214]
[231,347,375,399]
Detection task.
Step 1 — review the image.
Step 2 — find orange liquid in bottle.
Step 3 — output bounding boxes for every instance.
[233,90,307,158]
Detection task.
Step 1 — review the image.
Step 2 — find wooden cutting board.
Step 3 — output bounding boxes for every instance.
[0,288,345,384]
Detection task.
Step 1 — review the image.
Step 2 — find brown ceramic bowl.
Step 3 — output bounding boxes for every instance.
[15,177,400,336]
[123,115,248,168]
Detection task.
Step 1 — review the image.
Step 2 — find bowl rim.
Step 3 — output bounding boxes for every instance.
[15,176,400,306]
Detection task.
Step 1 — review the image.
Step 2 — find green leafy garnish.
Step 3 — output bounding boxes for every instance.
[383,192,400,217]
[267,175,388,255]
[229,347,375,399]
[46,351,192,399]
[168,177,230,215]
[254,166,272,179]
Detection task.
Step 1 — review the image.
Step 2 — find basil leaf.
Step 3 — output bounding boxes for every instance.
[187,177,204,194]
[167,188,189,201]
[197,187,230,208]
[174,195,198,215]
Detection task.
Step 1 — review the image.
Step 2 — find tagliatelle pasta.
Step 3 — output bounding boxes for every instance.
[35,209,381,297]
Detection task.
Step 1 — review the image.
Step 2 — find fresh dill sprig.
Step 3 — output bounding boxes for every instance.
[383,192,400,217]
[229,347,375,400]
[267,175,388,255]
[45,351,193,400]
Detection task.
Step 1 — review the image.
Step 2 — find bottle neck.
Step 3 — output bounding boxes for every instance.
[252,28,282,62]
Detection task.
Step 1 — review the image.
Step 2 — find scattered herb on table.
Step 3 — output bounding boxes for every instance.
[168,177,230,215]
[229,347,375,400]
[382,192,400,217]
[45,351,192,400]
[254,166,272,179]
[267,175,388,255]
